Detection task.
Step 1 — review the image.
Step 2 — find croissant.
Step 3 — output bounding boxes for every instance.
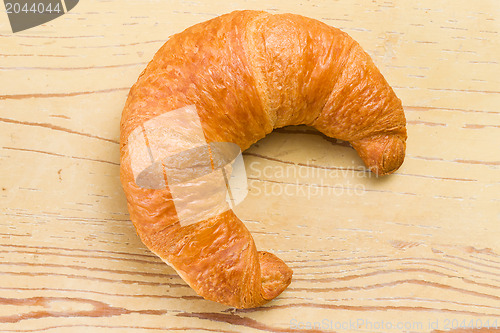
[120,10,406,308]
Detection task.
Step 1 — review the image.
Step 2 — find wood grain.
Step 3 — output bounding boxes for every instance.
[0,0,499,332]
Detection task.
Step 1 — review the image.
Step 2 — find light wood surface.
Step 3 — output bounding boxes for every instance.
[1,0,499,332]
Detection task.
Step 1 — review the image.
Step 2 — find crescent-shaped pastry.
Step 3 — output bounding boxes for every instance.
[120,10,406,308]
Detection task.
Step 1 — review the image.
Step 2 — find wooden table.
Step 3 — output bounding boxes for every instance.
[1,1,499,332]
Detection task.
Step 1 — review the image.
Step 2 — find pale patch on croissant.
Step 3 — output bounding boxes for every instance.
[127,104,248,227]
[120,10,407,308]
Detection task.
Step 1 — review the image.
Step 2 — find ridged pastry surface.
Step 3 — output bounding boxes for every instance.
[120,10,406,308]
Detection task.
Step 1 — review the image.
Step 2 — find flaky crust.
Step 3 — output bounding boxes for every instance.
[120,10,406,308]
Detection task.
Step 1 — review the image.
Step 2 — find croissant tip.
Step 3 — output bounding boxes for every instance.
[258,251,293,301]
[352,133,406,176]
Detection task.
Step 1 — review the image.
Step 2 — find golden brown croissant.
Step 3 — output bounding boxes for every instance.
[120,10,406,308]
